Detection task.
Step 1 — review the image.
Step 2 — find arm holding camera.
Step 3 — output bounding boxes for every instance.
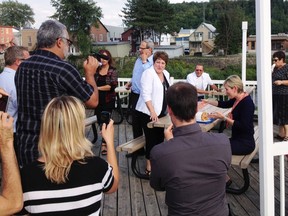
[101,119,119,194]
[0,112,23,214]
[83,56,99,108]
[0,88,8,98]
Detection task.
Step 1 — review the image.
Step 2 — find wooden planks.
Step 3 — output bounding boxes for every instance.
[84,110,288,216]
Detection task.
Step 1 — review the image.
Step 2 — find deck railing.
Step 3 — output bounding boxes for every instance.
[117,78,258,109]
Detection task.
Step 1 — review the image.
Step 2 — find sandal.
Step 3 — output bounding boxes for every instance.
[145,169,151,176]
[101,144,107,155]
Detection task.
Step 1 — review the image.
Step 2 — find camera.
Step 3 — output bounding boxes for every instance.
[0,95,9,112]
[100,111,111,126]
[91,52,110,62]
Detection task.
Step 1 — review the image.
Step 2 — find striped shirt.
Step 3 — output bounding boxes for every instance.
[15,49,94,167]
[20,157,114,215]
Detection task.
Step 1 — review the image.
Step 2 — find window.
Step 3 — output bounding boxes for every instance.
[99,34,103,41]
[28,36,32,46]
[208,32,214,39]
[90,34,95,41]
[251,42,255,50]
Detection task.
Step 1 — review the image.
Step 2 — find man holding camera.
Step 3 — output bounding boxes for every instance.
[15,20,100,167]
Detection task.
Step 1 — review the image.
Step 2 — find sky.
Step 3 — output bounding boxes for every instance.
[0,0,208,28]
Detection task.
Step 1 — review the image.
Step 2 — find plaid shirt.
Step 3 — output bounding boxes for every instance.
[94,66,118,105]
[15,49,94,167]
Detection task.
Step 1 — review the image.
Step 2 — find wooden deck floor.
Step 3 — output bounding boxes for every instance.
[85,116,287,216]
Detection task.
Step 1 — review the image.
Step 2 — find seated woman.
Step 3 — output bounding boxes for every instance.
[20,96,119,215]
[203,75,255,186]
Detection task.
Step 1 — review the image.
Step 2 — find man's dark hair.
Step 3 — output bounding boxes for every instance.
[166,82,198,121]
[273,51,286,63]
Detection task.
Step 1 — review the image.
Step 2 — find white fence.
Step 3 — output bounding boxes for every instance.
[117,78,258,109]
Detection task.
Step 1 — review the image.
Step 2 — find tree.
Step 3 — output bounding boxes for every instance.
[51,0,102,55]
[212,0,245,55]
[122,0,176,44]
[0,0,35,29]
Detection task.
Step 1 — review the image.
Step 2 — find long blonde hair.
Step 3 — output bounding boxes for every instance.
[38,96,94,184]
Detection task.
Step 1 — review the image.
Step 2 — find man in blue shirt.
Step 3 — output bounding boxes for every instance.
[126,39,154,138]
[0,46,30,133]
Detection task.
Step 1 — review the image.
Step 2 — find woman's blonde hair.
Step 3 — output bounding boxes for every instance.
[224,75,244,93]
[38,96,94,184]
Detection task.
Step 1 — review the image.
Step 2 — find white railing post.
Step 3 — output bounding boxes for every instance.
[242,21,248,89]
[256,0,275,215]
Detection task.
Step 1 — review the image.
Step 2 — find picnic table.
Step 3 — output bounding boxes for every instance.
[147,101,231,132]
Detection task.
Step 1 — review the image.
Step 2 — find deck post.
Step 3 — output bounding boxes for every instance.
[256,0,275,215]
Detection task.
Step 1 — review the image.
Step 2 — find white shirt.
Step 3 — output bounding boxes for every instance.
[136,66,170,116]
[186,72,214,97]
[0,67,17,132]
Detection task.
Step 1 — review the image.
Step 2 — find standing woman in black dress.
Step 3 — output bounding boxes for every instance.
[272,51,288,141]
[94,50,118,154]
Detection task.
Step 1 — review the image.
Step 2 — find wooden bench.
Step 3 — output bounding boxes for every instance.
[85,115,98,143]
[116,136,148,179]
[226,125,259,195]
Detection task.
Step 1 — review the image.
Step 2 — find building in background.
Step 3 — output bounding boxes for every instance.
[90,19,109,43]
[175,28,195,55]
[189,22,217,55]
[106,25,125,42]
[247,33,288,52]
[21,28,38,51]
[0,26,14,52]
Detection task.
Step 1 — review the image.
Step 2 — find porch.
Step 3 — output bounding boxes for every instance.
[85,108,288,216]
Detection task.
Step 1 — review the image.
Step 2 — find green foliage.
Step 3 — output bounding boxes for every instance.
[51,0,102,54]
[77,30,92,56]
[0,0,35,28]
[211,1,245,55]
[110,56,257,81]
[122,0,176,43]
[66,54,257,81]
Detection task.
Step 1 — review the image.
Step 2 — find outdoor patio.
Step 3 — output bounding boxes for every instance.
[85,109,288,216]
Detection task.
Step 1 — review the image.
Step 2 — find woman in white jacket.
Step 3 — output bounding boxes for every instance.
[136,51,170,175]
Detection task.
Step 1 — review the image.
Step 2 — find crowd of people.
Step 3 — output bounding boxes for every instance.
[0,17,284,216]
[0,19,117,215]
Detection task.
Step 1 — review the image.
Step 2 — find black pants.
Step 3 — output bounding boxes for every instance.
[130,92,143,139]
[137,111,165,159]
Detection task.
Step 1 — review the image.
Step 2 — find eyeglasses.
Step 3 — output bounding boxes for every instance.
[139,47,149,50]
[57,37,73,46]
[273,58,279,62]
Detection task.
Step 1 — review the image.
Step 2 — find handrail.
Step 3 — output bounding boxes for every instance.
[117,78,258,109]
